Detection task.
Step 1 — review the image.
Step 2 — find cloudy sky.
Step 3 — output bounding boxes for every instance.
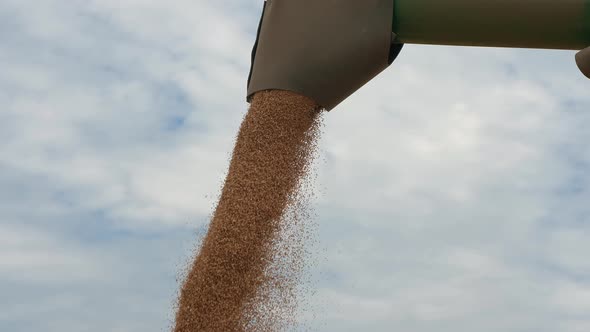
[2,1,590,331]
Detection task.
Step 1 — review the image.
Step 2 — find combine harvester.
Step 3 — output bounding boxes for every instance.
[248,0,590,110]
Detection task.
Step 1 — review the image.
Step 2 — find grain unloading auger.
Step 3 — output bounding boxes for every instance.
[247,0,590,110]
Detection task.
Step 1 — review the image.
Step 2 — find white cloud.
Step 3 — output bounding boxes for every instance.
[0,223,101,283]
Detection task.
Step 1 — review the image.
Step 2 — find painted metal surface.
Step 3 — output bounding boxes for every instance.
[394,0,590,50]
[248,0,398,110]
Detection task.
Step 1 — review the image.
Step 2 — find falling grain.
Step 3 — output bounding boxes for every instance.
[173,90,323,331]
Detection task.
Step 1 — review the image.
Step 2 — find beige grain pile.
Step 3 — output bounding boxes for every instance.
[173,90,323,331]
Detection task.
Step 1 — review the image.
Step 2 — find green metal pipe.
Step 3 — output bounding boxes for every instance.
[394,0,590,50]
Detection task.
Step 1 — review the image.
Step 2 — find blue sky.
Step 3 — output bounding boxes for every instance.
[1,1,590,331]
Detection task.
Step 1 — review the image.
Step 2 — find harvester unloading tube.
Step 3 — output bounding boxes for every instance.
[248,0,590,110]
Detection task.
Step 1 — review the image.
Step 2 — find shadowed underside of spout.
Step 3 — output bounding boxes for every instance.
[577,47,590,78]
